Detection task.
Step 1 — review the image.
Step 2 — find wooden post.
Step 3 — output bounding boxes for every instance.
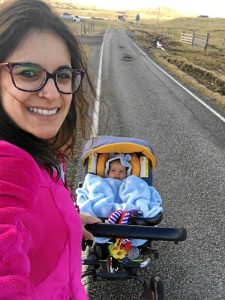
[192,30,196,46]
[80,19,83,36]
[157,6,160,24]
[204,33,209,50]
[83,20,86,35]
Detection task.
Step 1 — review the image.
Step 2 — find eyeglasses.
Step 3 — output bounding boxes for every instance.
[0,62,85,94]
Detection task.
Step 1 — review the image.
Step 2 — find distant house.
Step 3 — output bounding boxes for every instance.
[118,15,126,22]
[198,15,209,18]
[136,13,140,22]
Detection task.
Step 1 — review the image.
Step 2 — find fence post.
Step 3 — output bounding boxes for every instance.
[80,20,83,35]
[192,30,195,46]
[204,33,209,50]
[83,20,87,35]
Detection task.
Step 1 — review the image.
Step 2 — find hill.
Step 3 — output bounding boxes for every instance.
[46,0,193,21]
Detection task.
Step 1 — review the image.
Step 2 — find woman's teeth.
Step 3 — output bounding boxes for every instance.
[28,107,58,115]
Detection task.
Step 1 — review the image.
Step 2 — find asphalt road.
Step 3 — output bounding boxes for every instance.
[80,29,225,300]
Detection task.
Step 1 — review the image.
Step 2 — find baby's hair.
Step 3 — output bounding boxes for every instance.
[109,159,122,167]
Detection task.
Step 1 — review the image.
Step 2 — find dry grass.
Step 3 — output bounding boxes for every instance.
[130,21,225,109]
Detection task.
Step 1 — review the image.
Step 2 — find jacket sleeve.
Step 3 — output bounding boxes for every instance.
[0,152,39,299]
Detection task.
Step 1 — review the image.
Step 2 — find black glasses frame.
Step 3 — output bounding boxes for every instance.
[0,62,85,94]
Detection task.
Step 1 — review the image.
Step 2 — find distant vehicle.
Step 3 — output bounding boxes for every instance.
[62,12,72,20]
[61,13,80,23]
[72,16,80,23]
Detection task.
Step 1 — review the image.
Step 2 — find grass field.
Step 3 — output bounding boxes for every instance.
[130,18,225,108]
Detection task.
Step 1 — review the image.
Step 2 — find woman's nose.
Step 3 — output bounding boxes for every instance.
[39,78,60,98]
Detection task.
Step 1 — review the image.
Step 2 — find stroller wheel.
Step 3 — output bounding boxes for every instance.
[140,276,164,300]
[150,276,164,300]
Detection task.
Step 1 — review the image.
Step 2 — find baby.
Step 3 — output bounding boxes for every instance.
[108,159,127,179]
[76,153,163,246]
[106,154,132,180]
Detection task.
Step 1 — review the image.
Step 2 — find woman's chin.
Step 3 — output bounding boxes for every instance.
[30,129,58,140]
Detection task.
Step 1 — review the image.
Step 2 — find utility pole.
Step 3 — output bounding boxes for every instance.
[157,6,160,24]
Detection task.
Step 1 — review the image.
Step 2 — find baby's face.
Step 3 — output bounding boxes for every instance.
[108,161,127,180]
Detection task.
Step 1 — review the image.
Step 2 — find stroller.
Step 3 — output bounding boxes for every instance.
[78,136,187,299]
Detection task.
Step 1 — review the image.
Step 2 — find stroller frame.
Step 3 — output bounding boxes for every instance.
[79,136,187,299]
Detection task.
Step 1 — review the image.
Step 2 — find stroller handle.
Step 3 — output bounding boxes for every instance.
[85,223,187,242]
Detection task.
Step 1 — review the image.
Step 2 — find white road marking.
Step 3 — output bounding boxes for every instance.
[91,29,109,136]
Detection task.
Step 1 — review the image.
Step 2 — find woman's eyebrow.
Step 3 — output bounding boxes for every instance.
[56,65,72,71]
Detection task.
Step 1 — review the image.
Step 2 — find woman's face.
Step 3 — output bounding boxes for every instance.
[0,30,73,139]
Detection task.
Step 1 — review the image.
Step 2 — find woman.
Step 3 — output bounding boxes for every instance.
[0,0,99,299]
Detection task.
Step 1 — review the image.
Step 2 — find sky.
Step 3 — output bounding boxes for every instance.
[68,0,225,18]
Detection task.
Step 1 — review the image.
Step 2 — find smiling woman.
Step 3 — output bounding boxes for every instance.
[0,30,75,140]
[0,7,91,167]
[0,0,100,299]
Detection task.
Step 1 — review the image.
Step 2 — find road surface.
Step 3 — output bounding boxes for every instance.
[80,28,225,300]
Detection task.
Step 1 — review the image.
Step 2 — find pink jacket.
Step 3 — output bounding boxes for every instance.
[0,141,88,300]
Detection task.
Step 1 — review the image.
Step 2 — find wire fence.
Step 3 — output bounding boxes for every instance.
[80,20,95,35]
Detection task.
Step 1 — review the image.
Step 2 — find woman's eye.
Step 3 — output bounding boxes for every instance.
[57,71,72,80]
[14,66,41,79]
[20,70,37,78]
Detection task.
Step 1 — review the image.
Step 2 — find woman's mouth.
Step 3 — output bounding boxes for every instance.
[28,107,59,115]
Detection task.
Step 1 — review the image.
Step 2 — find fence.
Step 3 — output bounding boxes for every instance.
[134,25,225,50]
[180,30,209,49]
[80,19,95,35]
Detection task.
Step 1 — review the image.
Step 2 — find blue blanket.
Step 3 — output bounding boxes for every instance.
[76,174,163,246]
[77,174,163,218]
